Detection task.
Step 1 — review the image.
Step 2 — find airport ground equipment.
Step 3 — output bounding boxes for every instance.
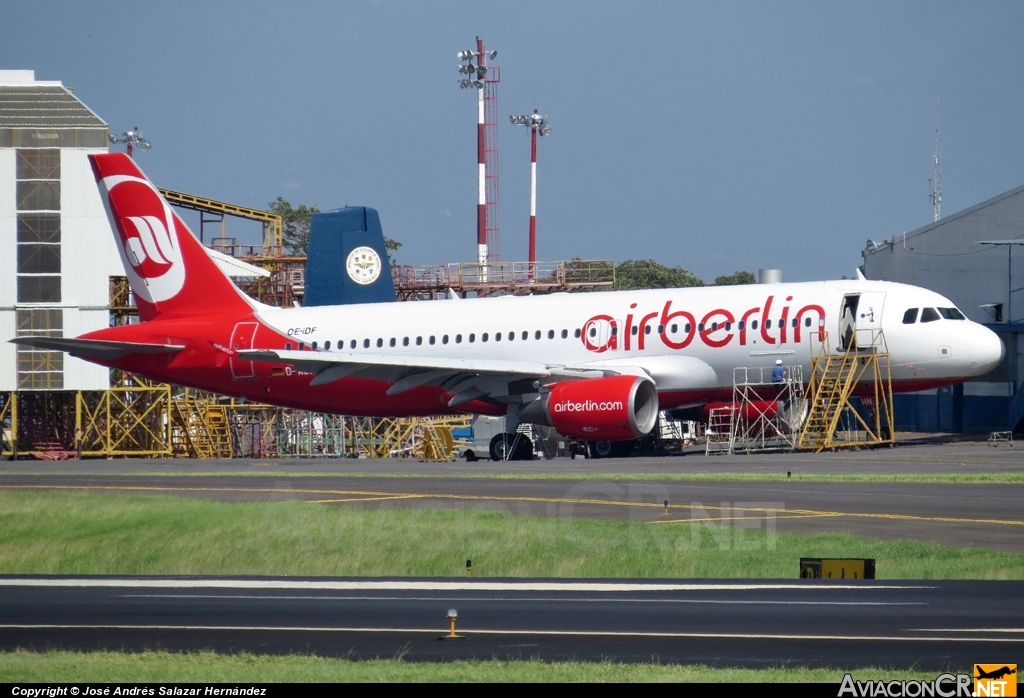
[800,557,876,579]
[988,431,1013,446]
[797,330,895,452]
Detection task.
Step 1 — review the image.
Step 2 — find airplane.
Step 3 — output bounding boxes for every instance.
[11,153,1006,459]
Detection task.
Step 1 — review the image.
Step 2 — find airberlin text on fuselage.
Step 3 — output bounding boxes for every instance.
[581,295,826,353]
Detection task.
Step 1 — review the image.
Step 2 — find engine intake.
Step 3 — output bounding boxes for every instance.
[519,375,659,441]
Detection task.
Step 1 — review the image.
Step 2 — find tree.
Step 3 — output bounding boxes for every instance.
[712,270,757,286]
[268,197,401,262]
[384,236,402,266]
[615,259,704,290]
[268,197,319,256]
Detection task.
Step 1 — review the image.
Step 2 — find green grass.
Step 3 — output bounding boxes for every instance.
[0,491,1021,578]
[5,471,1024,484]
[0,650,956,682]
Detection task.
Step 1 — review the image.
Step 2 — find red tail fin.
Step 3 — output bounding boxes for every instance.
[89,153,254,322]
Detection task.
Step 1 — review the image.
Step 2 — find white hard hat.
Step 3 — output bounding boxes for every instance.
[776,359,783,365]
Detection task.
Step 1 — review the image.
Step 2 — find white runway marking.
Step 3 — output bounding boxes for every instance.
[909,628,1024,633]
[0,579,930,592]
[0,624,1017,643]
[119,593,923,606]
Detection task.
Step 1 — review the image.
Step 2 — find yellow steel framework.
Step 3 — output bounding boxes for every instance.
[159,188,283,252]
[0,392,16,459]
[76,383,172,457]
[797,330,895,452]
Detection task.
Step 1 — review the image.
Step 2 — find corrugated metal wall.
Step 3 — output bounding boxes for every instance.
[863,185,1024,325]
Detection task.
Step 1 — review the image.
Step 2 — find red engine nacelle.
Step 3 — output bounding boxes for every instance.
[520,375,659,441]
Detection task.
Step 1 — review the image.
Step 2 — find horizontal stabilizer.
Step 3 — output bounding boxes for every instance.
[9,336,185,360]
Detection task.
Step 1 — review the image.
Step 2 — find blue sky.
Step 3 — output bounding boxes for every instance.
[4,0,1023,281]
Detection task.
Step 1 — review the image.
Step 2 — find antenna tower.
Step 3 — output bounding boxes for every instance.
[929,100,942,222]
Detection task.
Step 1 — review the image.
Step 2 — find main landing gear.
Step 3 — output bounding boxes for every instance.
[489,432,534,461]
[586,439,636,459]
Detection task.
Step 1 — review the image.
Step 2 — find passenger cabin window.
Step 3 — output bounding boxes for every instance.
[547,330,554,339]
[482,333,489,342]
[311,341,317,350]
[495,332,501,342]
[939,307,966,320]
[751,320,758,330]
[350,340,357,349]
[416,337,422,346]
[804,317,812,327]
[631,326,638,336]
[671,324,678,333]
[920,307,940,323]
[903,308,919,324]
[376,338,383,347]
[324,341,330,350]
[285,343,292,350]
[535,330,541,340]
[469,333,476,343]
[389,338,396,347]
[403,337,409,346]
[522,331,528,340]
[508,332,514,341]
[456,334,463,343]
[765,319,772,329]
[443,335,449,344]
[561,329,568,339]
[429,336,436,345]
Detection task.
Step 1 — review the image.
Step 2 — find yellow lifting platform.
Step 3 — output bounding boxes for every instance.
[797,329,895,452]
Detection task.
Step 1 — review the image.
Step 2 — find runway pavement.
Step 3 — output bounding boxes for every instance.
[1,470,1022,552]
[0,576,1020,668]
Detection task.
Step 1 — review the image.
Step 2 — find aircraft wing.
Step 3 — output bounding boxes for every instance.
[239,349,607,406]
[9,337,185,360]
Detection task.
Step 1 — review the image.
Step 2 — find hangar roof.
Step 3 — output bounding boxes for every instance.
[0,85,106,129]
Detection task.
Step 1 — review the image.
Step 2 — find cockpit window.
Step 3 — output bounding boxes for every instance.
[920,307,941,323]
[902,308,919,324]
[938,307,966,320]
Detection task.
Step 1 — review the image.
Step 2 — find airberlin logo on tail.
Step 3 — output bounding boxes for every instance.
[102,174,185,303]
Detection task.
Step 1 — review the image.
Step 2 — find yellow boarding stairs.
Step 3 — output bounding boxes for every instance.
[171,389,234,459]
[797,329,895,452]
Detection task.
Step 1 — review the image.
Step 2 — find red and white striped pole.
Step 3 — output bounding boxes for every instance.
[511,111,550,280]
[528,109,538,279]
[476,37,488,270]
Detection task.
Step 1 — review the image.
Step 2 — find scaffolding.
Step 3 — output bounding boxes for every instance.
[704,366,805,455]
[728,365,806,453]
[797,330,895,452]
[392,259,616,300]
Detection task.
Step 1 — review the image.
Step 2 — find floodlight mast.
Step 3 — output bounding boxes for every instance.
[510,110,551,279]
[109,127,151,158]
[457,37,500,277]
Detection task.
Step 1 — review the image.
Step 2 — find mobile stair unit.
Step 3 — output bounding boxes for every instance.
[797,329,895,452]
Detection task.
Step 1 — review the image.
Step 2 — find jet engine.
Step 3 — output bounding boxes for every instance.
[519,375,659,441]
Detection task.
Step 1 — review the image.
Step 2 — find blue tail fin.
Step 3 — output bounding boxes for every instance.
[303,206,397,306]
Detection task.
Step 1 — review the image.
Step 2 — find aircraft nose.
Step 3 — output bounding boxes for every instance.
[967,324,1004,375]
